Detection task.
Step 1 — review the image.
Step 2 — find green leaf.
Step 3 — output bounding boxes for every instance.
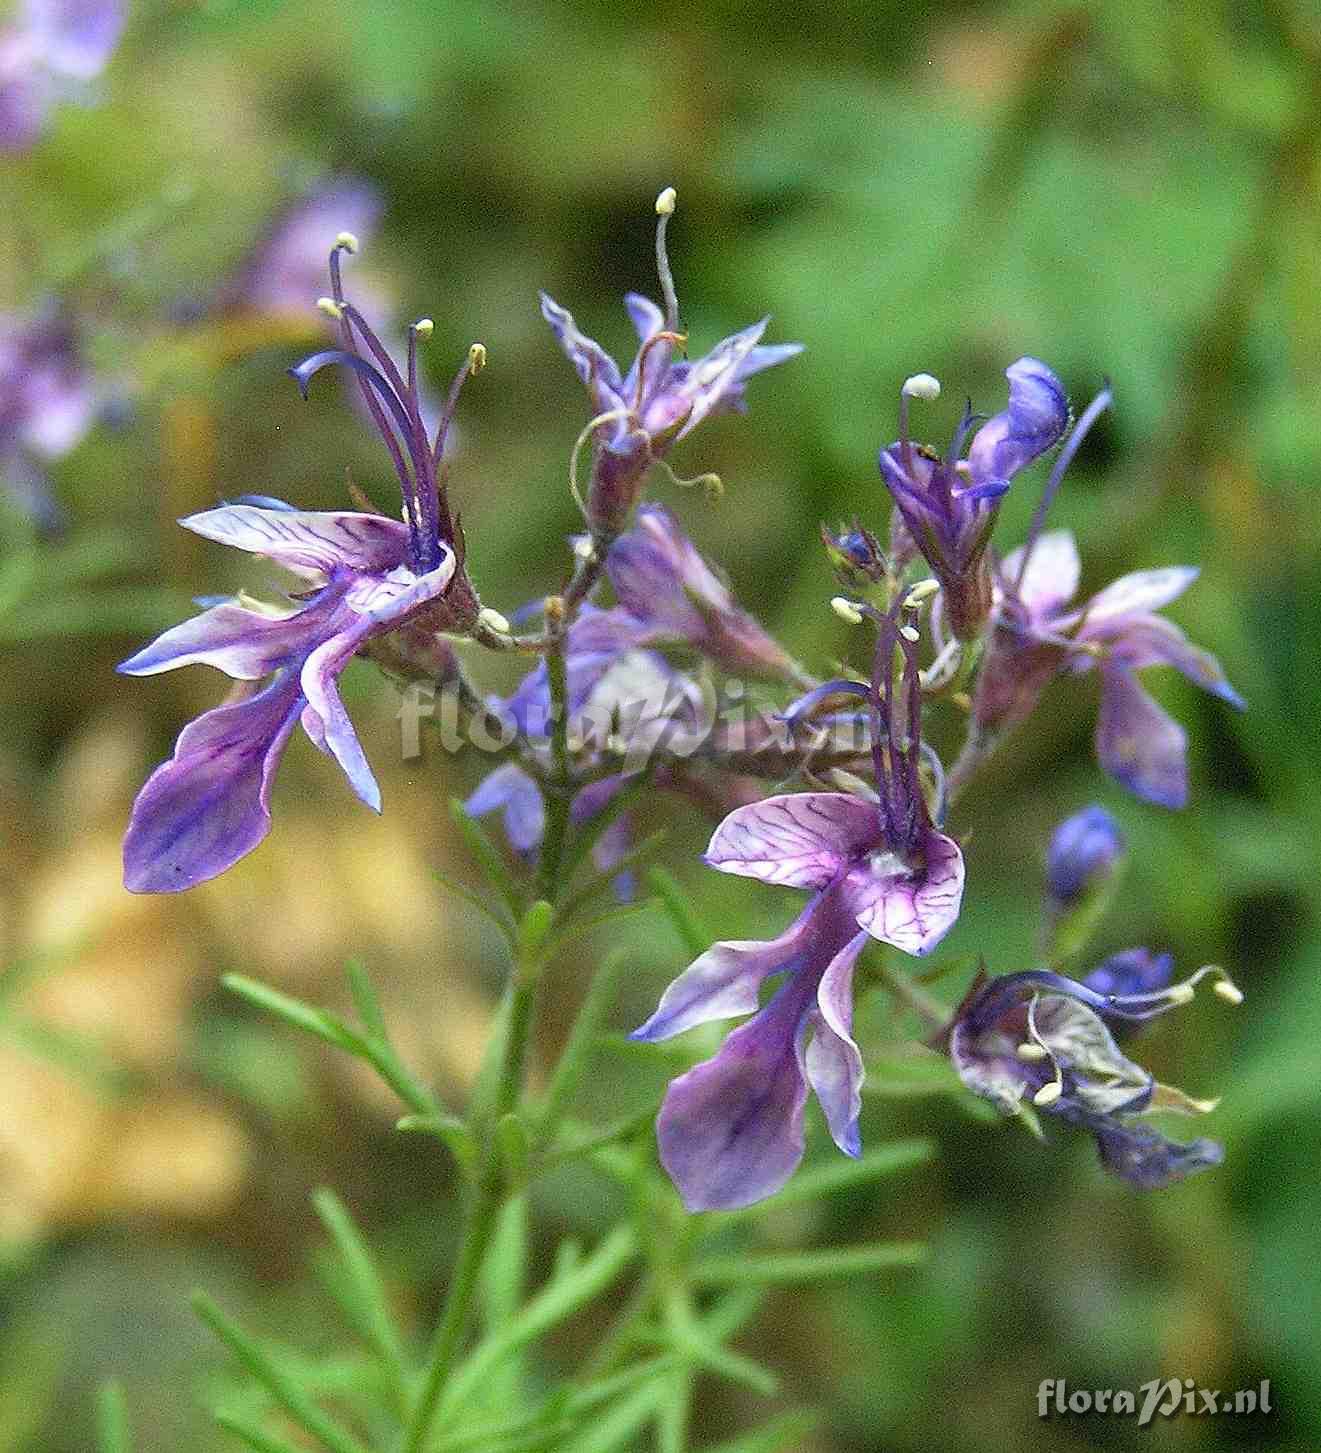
[191,1292,371,1453]
[344,961,387,1040]
[644,867,711,959]
[396,1113,477,1173]
[496,1111,532,1186]
[94,1381,132,1453]
[449,798,525,921]
[212,1413,307,1453]
[222,975,362,1055]
[432,868,516,941]
[311,1189,410,1415]
[516,899,555,965]
[692,1242,928,1286]
[554,1380,665,1453]
[537,949,632,1141]
[699,1409,821,1453]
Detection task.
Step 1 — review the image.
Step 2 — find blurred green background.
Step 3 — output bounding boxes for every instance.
[3,0,1320,1449]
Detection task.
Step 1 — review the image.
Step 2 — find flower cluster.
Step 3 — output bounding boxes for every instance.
[117,191,1244,1214]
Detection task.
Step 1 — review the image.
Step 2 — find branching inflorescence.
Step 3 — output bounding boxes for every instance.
[120,189,1245,1220]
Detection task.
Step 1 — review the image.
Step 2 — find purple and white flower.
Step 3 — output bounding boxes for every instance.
[0,0,125,152]
[878,359,1068,639]
[974,528,1243,808]
[948,963,1233,1188]
[542,190,800,536]
[633,613,964,1210]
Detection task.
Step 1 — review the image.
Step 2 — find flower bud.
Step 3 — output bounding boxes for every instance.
[1047,804,1126,907]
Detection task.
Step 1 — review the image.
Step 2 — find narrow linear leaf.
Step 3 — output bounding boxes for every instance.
[344,962,386,1039]
[396,1114,476,1173]
[433,868,516,940]
[555,1380,665,1453]
[95,1380,132,1453]
[191,1293,370,1453]
[693,1243,928,1286]
[311,1190,410,1413]
[538,949,633,1140]
[555,830,668,927]
[644,867,711,959]
[213,1413,307,1453]
[449,798,525,921]
[222,976,361,1055]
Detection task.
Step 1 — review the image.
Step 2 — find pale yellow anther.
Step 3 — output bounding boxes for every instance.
[467,342,487,373]
[904,578,941,608]
[1213,979,1244,1006]
[1016,1043,1049,1063]
[1167,983,1196,1005]
[412,317,434,339]
[477,607,511,635]
[831,597,864,625]
[655,186,677,216]
[1033,1081,1063,1107]
[334,231,360,254]
[902,372,941,401]
[572,536,595,561]
[316,296,344,320]
[899,623,920,645]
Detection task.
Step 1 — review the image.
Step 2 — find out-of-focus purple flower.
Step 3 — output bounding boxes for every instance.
[0,0,124,152]
[0,308,94,527]
[465,762,546,857]
[948,963,1234,1188]
[633,611,964,1210]
[974,528,1244,808]
[120,505,457,892]
[605,504,799,681]
[878,360,1067,640]
[1082,947,1174,1002]
[1046,803,1125,908]
[542,190,800,537]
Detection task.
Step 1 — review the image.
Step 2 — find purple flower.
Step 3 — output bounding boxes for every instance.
[948,964,1233,1188]
[1081,947,1173,1001]
[1046,803,1125,908]
[120,506,456,892]
[633,614,964,1210]
[0,308,95,527]
[0,0,124,152]
[605,504,799,681]
[878,360,1067,640]
[121,238,483,892]
[542,191,800,536]
[975,529,1244,808]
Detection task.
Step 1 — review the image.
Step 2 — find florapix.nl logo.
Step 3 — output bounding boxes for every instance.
[1038,1378,1272,1426]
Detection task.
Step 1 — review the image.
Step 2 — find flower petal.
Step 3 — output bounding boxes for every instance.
[671,318,770,435]
[1000,529,1080,618]
[623,291,664,342]
[122,672,303,893]
[804,931,869,1157]
[1095,665,1188,809]
[181,505,412,576]
[632,896,821,1042]
[842,830,964,956]
[1088,1118,1223,1189]
[1081,566,1199,626]
[25,0,125,78]
[966,357,1068,491]
[538,292,625,413]
[117,595,342,681]
[466,763,546,856]
[704,792,882,889]
[1090,614,1244,709]
[655,974,813,1211]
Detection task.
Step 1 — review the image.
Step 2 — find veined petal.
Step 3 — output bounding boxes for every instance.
[655,972,813,1211]
[632,895,821,1042]
[122,672,303,893]
[181,505,411,576]
[1081,566,1199,626]
[672,318,770,435]
[1089,614,1244,708]
[1095,664,1188,809]
[117,594,341,681]
[842,830,964,956]
[704,792,882,889]
[539,292,626,413]
[1000,529,1080,618]
[966,357,1068,491]
[804,931,869,1157]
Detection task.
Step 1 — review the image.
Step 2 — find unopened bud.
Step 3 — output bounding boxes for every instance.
[1046,804,1126,908]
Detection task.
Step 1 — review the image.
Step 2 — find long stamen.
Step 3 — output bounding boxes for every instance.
[898,372,940,477]
[654,187,679,333]
[432,341,486,470]
[1026,995,1065,1106]
[1013,383,1113,594]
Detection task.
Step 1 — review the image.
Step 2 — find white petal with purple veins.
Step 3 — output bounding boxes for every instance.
[181,506,412,577]
[705,792,883,889]
[803,931,869,1157]
[843,830,964,956]
[1082,566,1199,626]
